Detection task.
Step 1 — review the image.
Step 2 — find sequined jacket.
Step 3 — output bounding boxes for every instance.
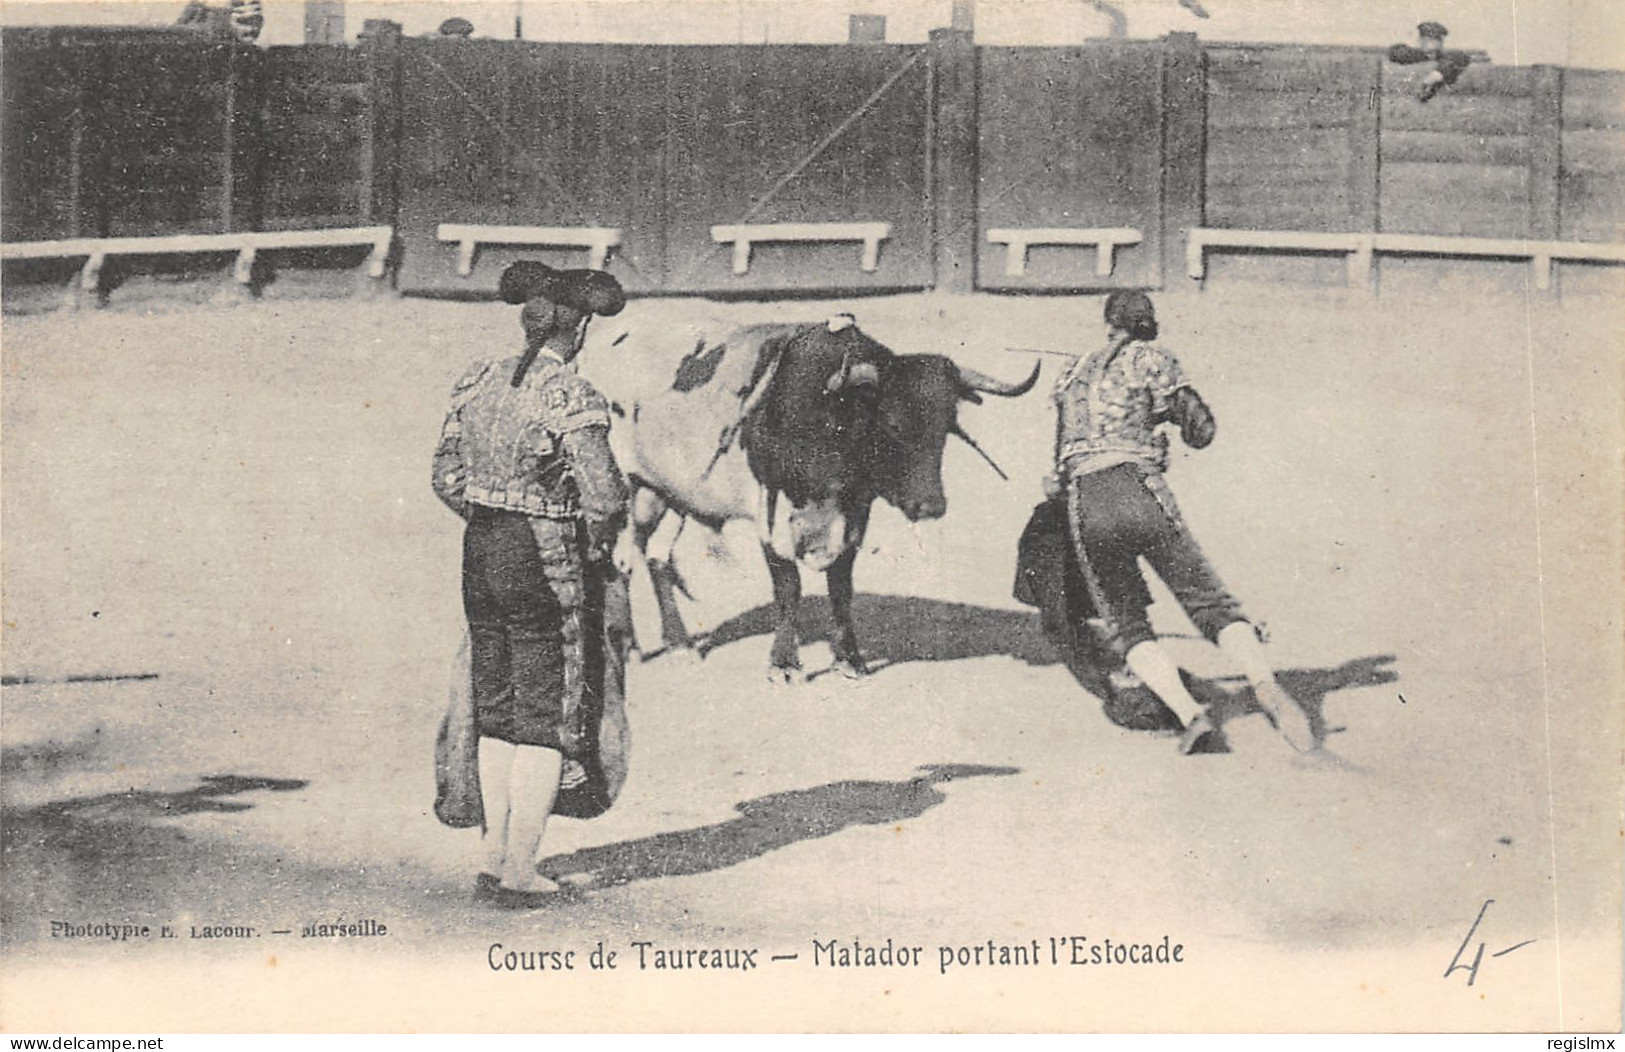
[1053,337,1191,478]
[432,353,628,532]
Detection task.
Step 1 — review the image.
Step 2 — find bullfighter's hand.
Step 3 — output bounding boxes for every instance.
[1042,471,1064,500]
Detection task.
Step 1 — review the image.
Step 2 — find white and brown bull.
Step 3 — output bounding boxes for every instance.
[608,313,1039,681]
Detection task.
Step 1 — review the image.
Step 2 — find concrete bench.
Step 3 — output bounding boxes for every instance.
[986,226,1142,278]
[0,226,395,298]
[436,224,622,276]
[710,221,891,276]
[1188,227,1625,291]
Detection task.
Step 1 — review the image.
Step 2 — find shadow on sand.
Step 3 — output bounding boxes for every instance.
[540,763,1019,891]
[1185,654,1402,754]
[696,594,1058,670]
[696,592,1398,723]
[1,774,310,945]
[5,774,309,824]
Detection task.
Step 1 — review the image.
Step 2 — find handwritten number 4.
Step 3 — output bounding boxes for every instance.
[1444,899,1537,986]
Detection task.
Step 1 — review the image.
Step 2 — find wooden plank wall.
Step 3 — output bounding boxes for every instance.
[976,44,1165,290]
[1204,46,1379,233]
[1560,70,1625,243]
[661,43,931,293]
[1,32,85,241]
[392,41,930,295]
[2,29,246,241]
[255,45,376,230]
[393,40,671,294]
[3,28,1622,296]
[1380,61,1538,238]
[86,37,245,237]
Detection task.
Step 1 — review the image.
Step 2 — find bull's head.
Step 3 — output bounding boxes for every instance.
[871,355,1040,521]
[741,319,1039,529]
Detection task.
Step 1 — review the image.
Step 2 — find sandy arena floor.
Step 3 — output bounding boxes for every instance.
[1,281,1620,1032]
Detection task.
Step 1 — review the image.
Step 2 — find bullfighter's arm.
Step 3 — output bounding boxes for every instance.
[431,362,492,520]
[1139,345,1215,450]
[1166,387,1216,450]
[562,425,630,559]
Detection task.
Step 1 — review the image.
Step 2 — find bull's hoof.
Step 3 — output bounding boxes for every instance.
[830,657,869,680]
[766,663,806,686]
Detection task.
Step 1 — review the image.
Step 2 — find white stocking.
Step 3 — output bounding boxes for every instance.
[478,738,516,877]
[1125,641,1204,726]
[501,745,564,893]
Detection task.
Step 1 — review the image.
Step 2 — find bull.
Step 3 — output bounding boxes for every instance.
[609,313,1039,681]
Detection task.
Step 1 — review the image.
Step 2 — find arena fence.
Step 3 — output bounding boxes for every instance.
[2,24,1621,305]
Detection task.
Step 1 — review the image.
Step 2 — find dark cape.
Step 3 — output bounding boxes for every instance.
[434,564,633,828]
[1013,497,1183,732]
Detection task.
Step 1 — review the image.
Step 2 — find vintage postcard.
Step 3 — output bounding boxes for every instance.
[1,0,1620,1036]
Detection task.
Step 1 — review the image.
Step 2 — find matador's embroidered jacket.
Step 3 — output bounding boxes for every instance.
[1053,339,1191,478]
[432,352,628,532]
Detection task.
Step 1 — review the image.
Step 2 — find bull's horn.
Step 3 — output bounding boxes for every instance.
[951,424,1010,481]
[957,359,1041,398]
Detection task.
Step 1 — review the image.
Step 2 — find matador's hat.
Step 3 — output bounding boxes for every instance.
[1417,21,1449,41]
[498,261,626,317]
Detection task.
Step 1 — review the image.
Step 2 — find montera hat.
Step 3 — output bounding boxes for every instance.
[498,261,627,317]
[1417,21,1449,40]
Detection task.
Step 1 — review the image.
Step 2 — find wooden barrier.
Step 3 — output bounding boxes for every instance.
[1,225,394,298]
[4,30,1621,301]
[1187,227,1625,290]
[710,222,891,276]
[985,227,1142,277]
[435,224,623,277]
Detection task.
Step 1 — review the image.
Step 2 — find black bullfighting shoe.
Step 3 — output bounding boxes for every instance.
[1178,712,1221,756]
[473,872,502,902]
[1103,669,1184,733]
[494,878,563,910]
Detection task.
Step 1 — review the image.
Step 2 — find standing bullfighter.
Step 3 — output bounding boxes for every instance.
[1045,291,1315,755]
[432,261,630,906]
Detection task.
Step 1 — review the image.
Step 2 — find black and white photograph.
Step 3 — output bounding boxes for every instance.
[1,0,1620,1036]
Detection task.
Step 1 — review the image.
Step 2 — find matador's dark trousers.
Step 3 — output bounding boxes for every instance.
[1065,462,1245,654]
[461,506,588,757]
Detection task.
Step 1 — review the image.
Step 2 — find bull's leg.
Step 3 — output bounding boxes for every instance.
[632,487,692,657]
[825,543,868,679]
[762,546,804,683]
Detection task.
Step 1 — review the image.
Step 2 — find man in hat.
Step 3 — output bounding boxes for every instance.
[432,262,631,906]
[1388,21,1473,102]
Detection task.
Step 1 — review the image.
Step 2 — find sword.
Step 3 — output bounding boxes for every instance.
[1006,347,1080,360]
